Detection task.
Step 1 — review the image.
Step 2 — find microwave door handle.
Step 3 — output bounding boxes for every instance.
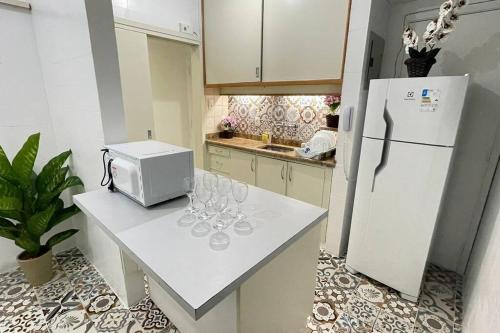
[371,101,393,192]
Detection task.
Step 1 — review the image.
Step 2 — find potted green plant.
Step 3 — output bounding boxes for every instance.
[402,0,467,77]
[219,116,238,139]
[0,133,83,286]
[324,95,341,128]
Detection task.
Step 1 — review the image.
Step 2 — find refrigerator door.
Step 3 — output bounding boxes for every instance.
[346,138,453,297]
[363,76,468,146]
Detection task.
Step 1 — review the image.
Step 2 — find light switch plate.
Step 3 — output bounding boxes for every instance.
[179,23,192,34]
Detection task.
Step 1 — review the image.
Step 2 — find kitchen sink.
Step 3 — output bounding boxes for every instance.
[258,145,295,153]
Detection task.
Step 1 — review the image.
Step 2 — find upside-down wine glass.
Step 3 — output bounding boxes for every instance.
[177,176,197,227]
[191,179,213,237]
[209,195,231,251]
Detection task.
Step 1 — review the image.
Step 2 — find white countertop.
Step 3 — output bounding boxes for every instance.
[73,172,327,319]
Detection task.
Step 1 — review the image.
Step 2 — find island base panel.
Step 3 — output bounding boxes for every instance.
[240,223,321,333]
[149,277,238,333]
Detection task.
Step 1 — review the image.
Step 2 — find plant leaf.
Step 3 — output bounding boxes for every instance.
[0,210,25,223]
[0,177,23,211]
[0,217,16,228]
[12,133,40,187]
[0,146,16,183]
[27,204,56,238]
[46,229,79,249]
[37,176,84,209]
[15,230,40,255]
[427,47,441,58]
[36,150,71,194]
[0,227,18,240]
[48,204,80,230]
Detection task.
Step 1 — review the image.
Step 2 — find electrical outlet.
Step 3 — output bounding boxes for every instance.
[179,23,192,34]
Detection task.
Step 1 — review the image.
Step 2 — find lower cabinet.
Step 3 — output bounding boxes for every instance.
[207,144,332,243]
[228,150,256,185]
[286,162,325,207]
[255,156,287,195]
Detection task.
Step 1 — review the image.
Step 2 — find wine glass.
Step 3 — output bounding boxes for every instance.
[183,176,197,213]
[195,179,212,221]
[232,181,253,236]
[217,175,232,197]
[210,195,231,251]
[231,181,248,220]
[204,173,219,216]
[177,176,197,227]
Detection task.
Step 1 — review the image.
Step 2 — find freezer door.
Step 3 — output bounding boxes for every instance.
[346,138,453,297]
[363,76,468,146]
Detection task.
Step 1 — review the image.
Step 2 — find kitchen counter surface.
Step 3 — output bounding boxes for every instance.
[73,170,327,320]
[206,136,336,168]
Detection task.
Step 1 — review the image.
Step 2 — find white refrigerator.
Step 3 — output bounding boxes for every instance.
[346,76,469,301]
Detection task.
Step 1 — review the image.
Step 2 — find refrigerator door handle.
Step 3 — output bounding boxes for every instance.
[371,101,393,192]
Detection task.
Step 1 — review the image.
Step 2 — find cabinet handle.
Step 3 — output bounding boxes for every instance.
[255,67,260,78]
[251,158,255,172]
[288,165,292,182]
[281,164,285,181]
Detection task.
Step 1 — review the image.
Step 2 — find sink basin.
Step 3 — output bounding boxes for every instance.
[258,145,295,153]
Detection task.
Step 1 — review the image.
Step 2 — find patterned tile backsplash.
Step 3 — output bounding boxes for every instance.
[227,96,331,142]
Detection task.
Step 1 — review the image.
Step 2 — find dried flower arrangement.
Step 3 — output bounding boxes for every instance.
[219,115,238,138]
[402,0,467,77]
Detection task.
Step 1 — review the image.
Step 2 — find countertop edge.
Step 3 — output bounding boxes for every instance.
[205,139,336,168]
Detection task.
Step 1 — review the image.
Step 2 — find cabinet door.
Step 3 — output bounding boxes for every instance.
[256,156,287,195]
[262,0,350,82]
[115,28,155,141]
[204,0,262,84]
[230,150,256,185]
[286,162,325,207]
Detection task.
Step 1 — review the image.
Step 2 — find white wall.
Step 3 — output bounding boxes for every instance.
[0,4,58,272]
[326,0,392,256]
[463,156,500,332]
[29,0,132,302]
[380,0,500,273]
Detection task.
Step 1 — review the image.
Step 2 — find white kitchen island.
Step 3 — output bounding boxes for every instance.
[74,173,327,333]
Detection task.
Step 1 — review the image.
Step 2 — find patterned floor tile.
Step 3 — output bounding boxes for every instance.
[130,296,178,332]
[345,295,381,327]
[84,292,122,320]
[414,309,454,333]
[49,307,96,333]
[0,287,37,321]
[0,268,27,288]
[0,306,48,332]
[373,310,413,333]
[356,280,387,307]
[1,247,465,333]
[330,311,372,332]
[39,289,82,324]
[419,280,455,322]
[93,308,142,333]
[382,291,418,324]
[35,276,73,304]
[316,282,355,312]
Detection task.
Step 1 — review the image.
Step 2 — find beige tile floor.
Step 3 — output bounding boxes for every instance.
[0,248,462,333]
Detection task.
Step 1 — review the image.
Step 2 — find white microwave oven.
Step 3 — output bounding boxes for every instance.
[106,141,194,207]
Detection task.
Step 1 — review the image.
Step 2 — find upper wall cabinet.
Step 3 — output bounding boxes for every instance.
[204,0,263,85]
[262,0,350,83]
[203,0,350,87]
